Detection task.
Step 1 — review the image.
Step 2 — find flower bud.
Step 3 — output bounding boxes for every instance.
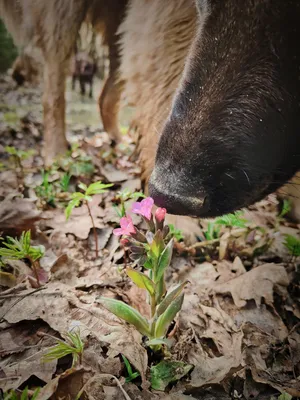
[155,207,167,230]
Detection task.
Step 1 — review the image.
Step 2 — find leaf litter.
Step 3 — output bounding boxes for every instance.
[0,77,300,399]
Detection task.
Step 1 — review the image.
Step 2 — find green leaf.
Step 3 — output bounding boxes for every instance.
[149,230,164,261]
[279,199,292,218]
[168,224,184,241]
[214,211,247,228]
[156,281,188,318]
[154,293,184,339]
[20,387,28,400]
[121,354,140,382]
[283,234,300,257]
[96,297,150,336]
[65,197,82,220]
[278,393,292,400]
[31,388,41,400]
[150,360,193,391]
[126,268,155,296]
[155,239,174,283]
[85,181,113,196]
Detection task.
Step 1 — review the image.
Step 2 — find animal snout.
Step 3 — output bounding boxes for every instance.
[148,175,208,217]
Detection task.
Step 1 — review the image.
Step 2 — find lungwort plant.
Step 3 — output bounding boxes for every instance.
[97,197,187,350]
[65,181,113,257]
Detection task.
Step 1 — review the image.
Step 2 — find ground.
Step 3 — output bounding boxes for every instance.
[0,74,299,400]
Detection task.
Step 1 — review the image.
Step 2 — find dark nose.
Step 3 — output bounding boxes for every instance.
[148,180,208,217]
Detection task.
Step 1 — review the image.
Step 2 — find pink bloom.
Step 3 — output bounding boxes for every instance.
[113,216,136,236]
[131,197,154,220]
[155,207,166,223]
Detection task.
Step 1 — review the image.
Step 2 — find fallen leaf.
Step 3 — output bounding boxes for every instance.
[213,263,289,308]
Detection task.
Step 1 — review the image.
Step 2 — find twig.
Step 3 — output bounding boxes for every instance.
[76,374,132,400]
[86,200,99,258]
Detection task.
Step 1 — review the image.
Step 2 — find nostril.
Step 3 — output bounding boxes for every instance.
[148,180,208,216]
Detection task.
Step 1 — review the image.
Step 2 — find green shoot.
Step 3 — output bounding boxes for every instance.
[204,221,221,241]
[279,199,292,219]
[214,211,247,228]
[121,355,140,382]
[168,224,184,242]
[35,170,56,207]
[65,181,113,257]
[43,330,84,367]
[60,173,71,192]
[0,230,45,286]
[5,146,35,186]
[3,387,40,400]
[283,234,300,258]
[114,189,145,217]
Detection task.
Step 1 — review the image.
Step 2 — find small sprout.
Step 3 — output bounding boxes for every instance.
[114,189,145,217]
[168,224,184,241]
[99,197,186,351]
[0,230,45,286]
[214,211,247,228]
[204,221,221,240]
[60,172,71,192]
[3,387,40,400]
[65,181,113,257]
[5,146,35,187]
[35,169,56,207]
[121,355,140,383]
[283,234,300,258]
[43,330,84,367]
[279,199,292,219]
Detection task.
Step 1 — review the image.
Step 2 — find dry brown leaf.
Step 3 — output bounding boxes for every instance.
[0,348,57,391]
[214,263,289,308]
[0,194,41,236]
[43,194,105,239]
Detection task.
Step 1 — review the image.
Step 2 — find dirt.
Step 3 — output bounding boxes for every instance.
[0,73,299,400]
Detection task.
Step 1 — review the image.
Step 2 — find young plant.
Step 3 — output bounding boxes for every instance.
[203,221,221,241]
[279,199,292,219]
[3,387,40,400]
[283,234,300,259]
[97,197,187,351]
[113,188,145,218]
[214,211,248,228]
[168,224,184,242]
[59,172,71,192]
[121,354,140,383]
[43,330,84,367]
[65,181,113,257]
[35,170,56,207]
[0,230,45,286]
[5,146,35,186]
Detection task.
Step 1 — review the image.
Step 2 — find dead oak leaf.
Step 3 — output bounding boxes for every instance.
[0,194,41,236]
[213,263,289,308]
[43,194,105,239]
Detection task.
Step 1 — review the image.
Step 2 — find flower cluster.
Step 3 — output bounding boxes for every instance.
[98,196,186,349]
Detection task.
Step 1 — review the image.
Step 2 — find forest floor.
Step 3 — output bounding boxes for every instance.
[0,74,299,400]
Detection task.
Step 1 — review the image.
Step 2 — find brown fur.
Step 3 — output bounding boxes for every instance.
[118,0,197,182]
[119,0,300,222]
[0,0,127,164]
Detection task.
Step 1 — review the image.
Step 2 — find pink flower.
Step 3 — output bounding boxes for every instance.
[131,197,154,220]
[155,207,166,223]
[113,216,136,236]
